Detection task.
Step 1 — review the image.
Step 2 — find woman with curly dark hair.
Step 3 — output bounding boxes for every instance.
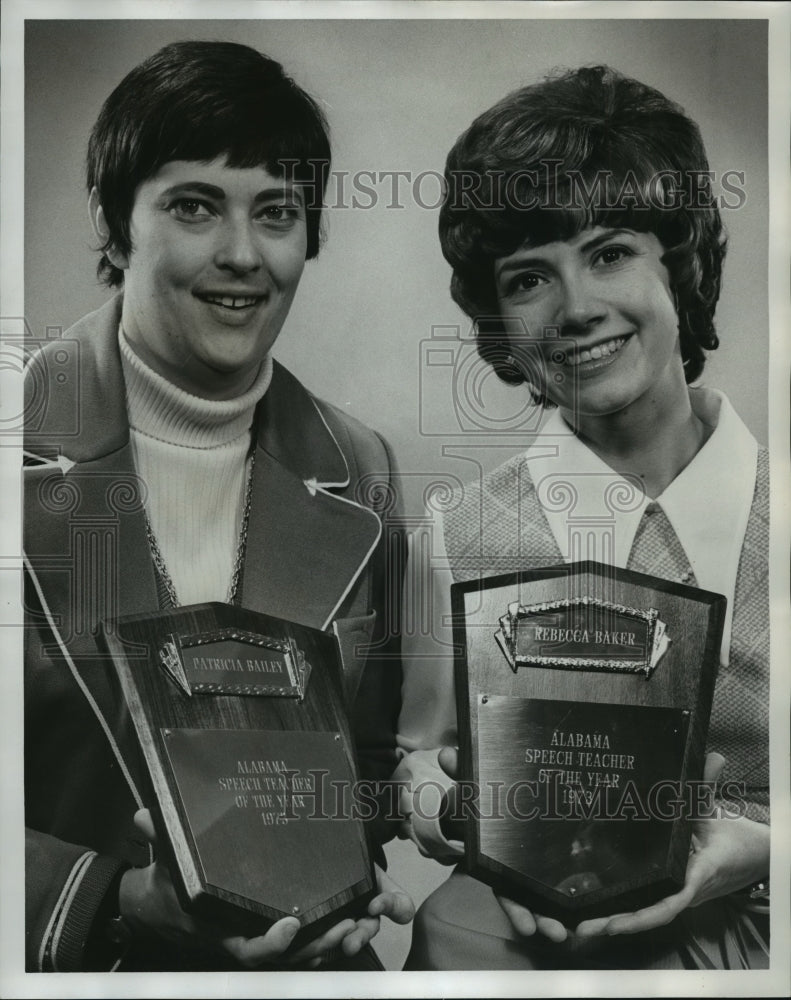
[395,65,769,970]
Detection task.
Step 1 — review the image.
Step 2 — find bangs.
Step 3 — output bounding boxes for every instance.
[87,40,332,285]
[143,88,330,194]
[465,149,705,259]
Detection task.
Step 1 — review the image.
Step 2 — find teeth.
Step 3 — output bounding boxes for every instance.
[566,336,626,367]
[204,295,259,309]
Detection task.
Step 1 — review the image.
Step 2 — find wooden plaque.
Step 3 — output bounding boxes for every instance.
[99,602,376,947]
[452,561,724,923]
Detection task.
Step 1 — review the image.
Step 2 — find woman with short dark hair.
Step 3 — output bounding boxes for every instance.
[24,40,411,972]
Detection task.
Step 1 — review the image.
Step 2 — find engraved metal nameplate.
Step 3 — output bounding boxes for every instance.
[159,628,311,699]
[496,597,669,677]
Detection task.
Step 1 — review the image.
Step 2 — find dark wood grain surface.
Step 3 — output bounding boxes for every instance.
[100,602,376,945]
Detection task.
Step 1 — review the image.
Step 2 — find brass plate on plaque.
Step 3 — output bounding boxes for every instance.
[476,697,687,900]
[496,597,668,676]
[159,628,311,698]
[100,602,376,944]
[163,728,365,916]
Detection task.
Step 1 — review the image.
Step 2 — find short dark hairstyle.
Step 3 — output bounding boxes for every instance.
[438,65,726,399]
[87,40,331,287]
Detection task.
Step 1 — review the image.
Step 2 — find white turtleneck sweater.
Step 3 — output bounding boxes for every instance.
[119,330,272,606]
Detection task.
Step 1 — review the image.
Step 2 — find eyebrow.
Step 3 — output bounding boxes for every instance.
[157,181,304,204]
[496,228,636,278]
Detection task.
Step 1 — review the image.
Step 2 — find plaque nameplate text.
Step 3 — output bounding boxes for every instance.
[496,596,669,676]
[159,628,311,698]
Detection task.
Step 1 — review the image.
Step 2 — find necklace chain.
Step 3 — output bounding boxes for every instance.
[144,446,257,608]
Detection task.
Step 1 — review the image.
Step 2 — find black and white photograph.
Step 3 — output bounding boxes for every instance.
[1,1,789,997]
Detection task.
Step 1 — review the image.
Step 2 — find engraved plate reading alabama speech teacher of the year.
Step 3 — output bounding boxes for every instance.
[476,697,688,901]
[101,602,376,944]
[162,728,366,918]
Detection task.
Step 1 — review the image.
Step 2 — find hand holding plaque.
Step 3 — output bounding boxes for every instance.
[118,808,303,966]
[574,753,770,939]
[119,808,413,966]
[437,745,571,943]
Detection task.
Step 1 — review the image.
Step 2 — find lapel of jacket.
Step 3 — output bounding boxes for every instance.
[24,297,159,768]
[239,361,382,631]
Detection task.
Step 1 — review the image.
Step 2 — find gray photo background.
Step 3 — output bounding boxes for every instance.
[25,18,768,522]
[23,15,771,975]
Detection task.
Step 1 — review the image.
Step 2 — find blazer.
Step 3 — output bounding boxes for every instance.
[23,296,403,971]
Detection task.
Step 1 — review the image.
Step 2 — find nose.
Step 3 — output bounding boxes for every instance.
[556,271,606,333]
[213,215,263,275]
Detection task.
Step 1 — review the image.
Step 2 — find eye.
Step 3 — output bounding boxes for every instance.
[594,244,633,266]
[256,204,304,229]
[502,271,546,298]
[169,198,213,222]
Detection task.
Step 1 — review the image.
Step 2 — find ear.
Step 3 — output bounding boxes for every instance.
[88,187,129,270]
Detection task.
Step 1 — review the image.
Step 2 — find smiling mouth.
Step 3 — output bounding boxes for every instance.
[199,294,264,310]
[563,335,630,367]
